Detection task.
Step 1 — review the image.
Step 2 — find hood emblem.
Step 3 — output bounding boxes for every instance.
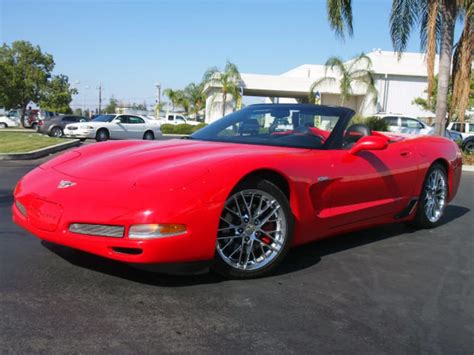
[57,180,76,189]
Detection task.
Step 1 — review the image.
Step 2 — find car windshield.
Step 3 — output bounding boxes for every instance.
[191,104,351,149]
[92,114,116,122]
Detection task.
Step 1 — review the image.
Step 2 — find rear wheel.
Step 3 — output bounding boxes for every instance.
[50,126,63,137]
[463,139,474,154]
[0,123,7,129]
[212,179,293,279]
[412,163,448,229]
[96,129,109,142]
[143,131,154,140]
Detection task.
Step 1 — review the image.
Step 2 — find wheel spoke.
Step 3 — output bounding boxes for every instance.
[217,235,243,240]
[258,205,281,226]
[224,206,240,218]
[218,225,238,232]
[241,191,253,218]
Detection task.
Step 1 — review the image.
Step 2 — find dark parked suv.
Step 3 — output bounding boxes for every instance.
[38,115,89,137]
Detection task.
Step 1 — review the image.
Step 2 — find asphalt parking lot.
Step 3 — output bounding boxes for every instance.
[0,146,473,354]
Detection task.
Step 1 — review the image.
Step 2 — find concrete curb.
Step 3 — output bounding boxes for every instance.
[462,165,474,172]
[0,139,81,160]
[162,134,186,137]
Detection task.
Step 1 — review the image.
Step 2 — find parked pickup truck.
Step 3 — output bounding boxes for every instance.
[158,113,201,126]
[447,121,474,153]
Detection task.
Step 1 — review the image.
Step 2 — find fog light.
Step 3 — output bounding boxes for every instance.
[15,200,27,216]
[129,224,187,239]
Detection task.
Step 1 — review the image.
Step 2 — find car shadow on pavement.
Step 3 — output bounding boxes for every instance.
[42,204,469,286]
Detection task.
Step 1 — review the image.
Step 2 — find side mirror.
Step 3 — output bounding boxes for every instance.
[349,136,388,155]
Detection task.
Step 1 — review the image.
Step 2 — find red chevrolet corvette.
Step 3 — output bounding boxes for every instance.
[13,104,462,278]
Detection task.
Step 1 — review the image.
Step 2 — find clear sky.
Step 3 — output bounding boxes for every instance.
[0,0,461,110]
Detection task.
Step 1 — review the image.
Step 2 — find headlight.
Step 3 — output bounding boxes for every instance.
[79,125,94,129]
[129,224,187,239]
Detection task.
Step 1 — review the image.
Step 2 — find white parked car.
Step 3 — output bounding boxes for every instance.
[64,114,162,142]
[375,114,433,135]
[158,113,201,126]
[0,112,20,128]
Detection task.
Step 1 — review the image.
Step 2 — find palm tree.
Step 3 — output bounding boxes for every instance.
[308,53,377,108]
[326,0,471,136]
[390,0,469,135]
[203,61,242,118]
[184,82,205,120]
[163,88,186,113]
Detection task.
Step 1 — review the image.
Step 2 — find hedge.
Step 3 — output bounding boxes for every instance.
[160,123,207,135]
[351,115,389,132]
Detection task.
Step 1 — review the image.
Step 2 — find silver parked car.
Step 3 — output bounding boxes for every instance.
[64,114,162,142]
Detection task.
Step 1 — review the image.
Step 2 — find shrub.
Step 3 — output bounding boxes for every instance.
[160,123,207,135]
[351,115,389,132]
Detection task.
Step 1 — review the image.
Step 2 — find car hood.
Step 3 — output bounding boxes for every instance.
[47,139,306,188]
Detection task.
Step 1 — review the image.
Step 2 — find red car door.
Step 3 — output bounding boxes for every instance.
[320,140,421,228]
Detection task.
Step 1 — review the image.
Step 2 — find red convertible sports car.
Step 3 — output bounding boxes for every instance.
[13,104,462,278]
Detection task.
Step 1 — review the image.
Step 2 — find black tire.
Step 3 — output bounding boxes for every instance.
[411,163,448,229]
[31,122,38,130]
[96,129,109,142]
[0,123,7,129]
[143,131,155,140]
[50,126,63,137]
[462,138,474,154]
[79,138,87,142]
[212,179,294,279]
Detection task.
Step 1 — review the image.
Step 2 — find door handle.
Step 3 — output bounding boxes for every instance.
[400,149,411,157]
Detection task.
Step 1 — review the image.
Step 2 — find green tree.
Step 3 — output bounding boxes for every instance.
[184,82,205,119]
[163,88,186,112]
[326,0,472,136]
[39,74,77,113]
[203,61,242,117]
[0,41,54,126]
[390,0,469,135]
[103,97,118,113]
[308,53,377,107]
[413,75,452,113]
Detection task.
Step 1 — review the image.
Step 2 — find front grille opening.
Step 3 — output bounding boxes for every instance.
[112,247,143,255]
[69,223,124,238]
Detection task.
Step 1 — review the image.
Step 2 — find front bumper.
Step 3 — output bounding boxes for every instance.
[64,128,94,139]
[12,169,221,265]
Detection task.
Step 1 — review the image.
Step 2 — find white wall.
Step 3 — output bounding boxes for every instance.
[376,75,433,117]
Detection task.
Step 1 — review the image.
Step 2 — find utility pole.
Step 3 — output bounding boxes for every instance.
[98,83,102,114]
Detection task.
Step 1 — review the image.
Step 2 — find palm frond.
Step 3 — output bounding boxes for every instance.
[308,77,336,102]
[390,0,422,55]
[326,0,353,38]
[324,56,346,76]
[347,52,372,73]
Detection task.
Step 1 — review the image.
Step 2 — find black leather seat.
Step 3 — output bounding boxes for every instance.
[343,124,372,147]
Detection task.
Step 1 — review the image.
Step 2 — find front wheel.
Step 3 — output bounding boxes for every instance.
[0,123,7,129]
[412,163,448,229]
[212,179,294,279]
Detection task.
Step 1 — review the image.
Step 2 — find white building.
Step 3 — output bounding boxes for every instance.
[204,50,437,123]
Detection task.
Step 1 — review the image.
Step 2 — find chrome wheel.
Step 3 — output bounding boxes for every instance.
[217,189,287,271]
[424,169,447,223]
